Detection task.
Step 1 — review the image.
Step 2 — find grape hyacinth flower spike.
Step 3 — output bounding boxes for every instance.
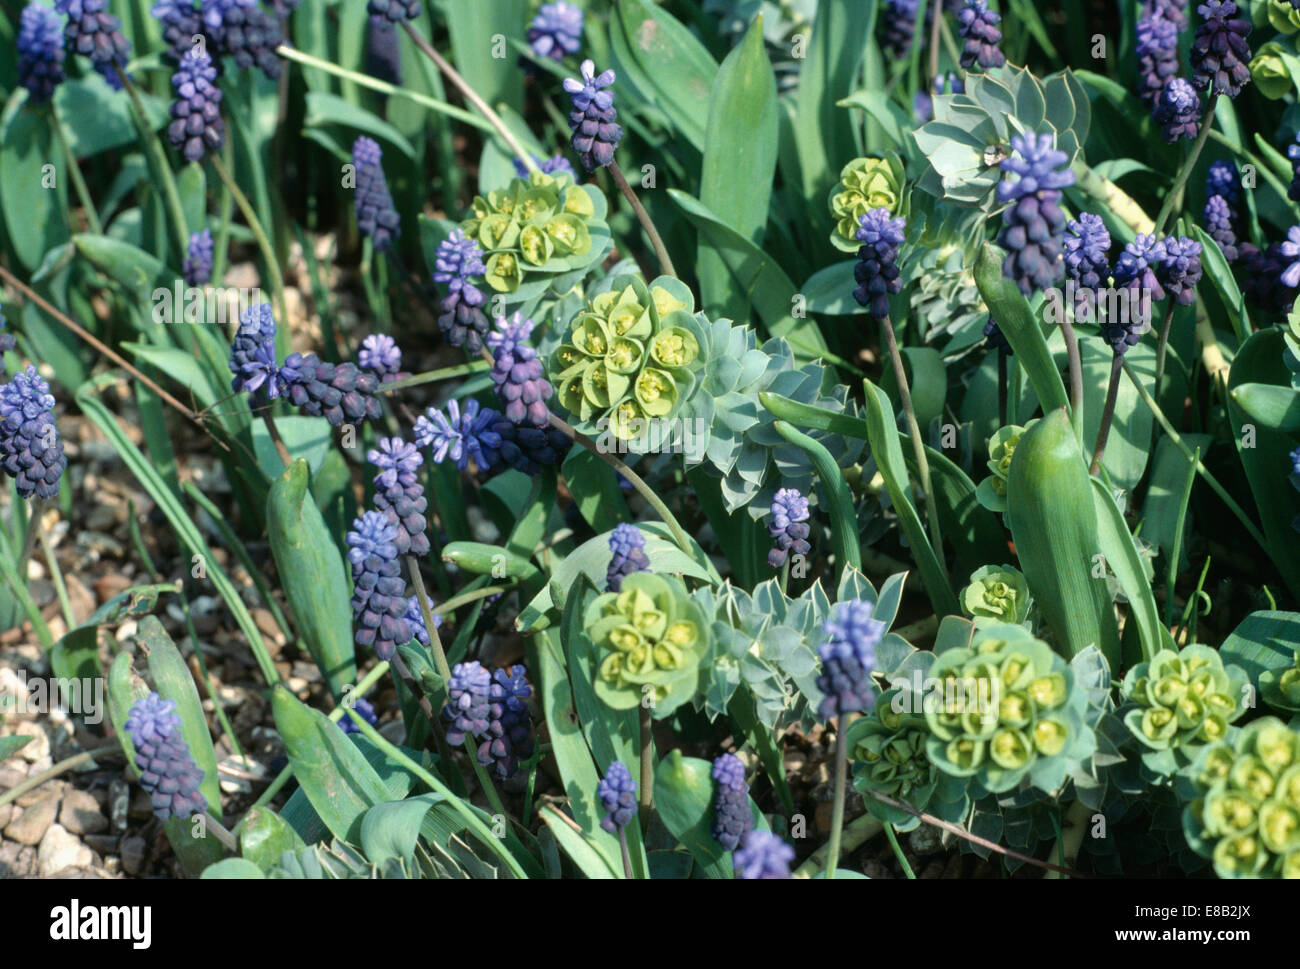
[956,0,1005,71]
[444,661,492,745]
[597,760,637,833]
[414,397,502,471]
[711,753,754,852]
[183,228,214,287]
[816,599,884,720]
[0,365,68,499]
[358,334,403,382]
[1159,236,1203,306]
[851,208,906,318]
[487,312,554,428]
[433,229,490,352]
[338,697,378,735]
[124,692,208,821]
[346,510,411,662]
[367,437,430,558]
[278,349,383,426]
[352,136,401,253]
[1153,77,1201,143]
[1136,6,1179,107]
[228,302,283,402]
[881,0,924,59]
[16,3,66,104]
[528,1,583,61]
[996,131,1075,296]
[1190,0,1251,99]
[767,488,811,569]
[733,830,795,879]
[168,47,225,163]
[564,59,622,171]
[56,0,132,89]
[606,522,649,591]
[404,594,441,646]
[478,665,535,779]
[367,0,421,24]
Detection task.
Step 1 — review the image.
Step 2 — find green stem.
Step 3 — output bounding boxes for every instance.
[1153,97,1217,238]
[343,708,529,878]
[618,828,635,879]
[639,703,654,823]
[49,102,102,235]
[212,137,235,282]
[927,0,942,81]
[883,822,916,879]
[381,360,490,394]
[210,151,288,338]
[261,410,293,468]
[1122,359,1268,550]
[608,160,677,279]
[1044,799,1091,880]
[433,583,511,617]
[1060,313,1085,442]
[203,811,239,853]
[1089,351,1124,475]
[1153,300,1176,407]
[0,745,121,809]
[116,67,189,255]
[33,510,74,630]
[823,716,850,880]
[1072,160,1155,235]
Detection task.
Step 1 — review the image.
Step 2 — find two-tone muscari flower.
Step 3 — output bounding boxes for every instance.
[564,59,621,171]
[346,510,411,662]
[733,829,794,879]
[816,599,884,720]
[1159,236,1204,306]
[597,760,637,833]
[1153,77,1201,143]
[56,0,131,90]
[367,437,429,558]
[358,334,403,381]
[229,302,284,401]
[279,350,383,426]
[767,488,811,569]
[168,48,225,163]
[183,229,214,287]
[1204,159,1241,260]
[996,131,1075,296]
[352,136,400,253]
[710,753,753,852]
[606,522,649,592]
[151,0,203,65]
[487,313,554,428]
[124,692,208,821]
[1106,234,1166,352]
[432,230,490,352]
[1064,213,1112,290]
[444,660,491,745]
[851,208,906,319]
[528,1,583,61]
[16,3,66,104]
[1191,0,1252,99]
[479,665,534,779]
[206,0,285,80]
[881,0,924,59]
[414,397,501,471]
[0,365,67,500]
[956,0,1004,71]
[1136,5,1180,107]
[1204,195,1237,261]
[404,594,441,646]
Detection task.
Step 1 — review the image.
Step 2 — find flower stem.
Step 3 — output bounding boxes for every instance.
[879,313,944,562]
[115,67,190,255]
[618,827,635,879]
[883,822,916,879]
[824,714,850,880]
[1059,313,1086,442]
[928,0,943,81]
[261,411,293,468]
[210,151,289,342]
[608,160,677,279]
[997,349,1009,426]
[203,812,239,852]
[407,555,452,683]
[1153,96,1217,238]
[49,102,102,236]
[1089,351,1124,475]
[399,22,540,175]
[1154,300,1177,404]
[638,703,654,822]
[381,360,490,394]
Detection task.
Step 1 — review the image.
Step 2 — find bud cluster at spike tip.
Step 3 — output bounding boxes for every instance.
[955,0,1004,71]
[597,760,637,833]
[528,1,583,61]
[487,313,554,428]
[56,0,132,90]
[367,437,430,558]
[733,829,794,879]
[767,488,811,569]
[996,131,1075,296]
[478,665,535,779]
[1153,77,1201,143]
[168,47,225,163]
[444,661,492,746]
[0,365,68,499]
[606,522,649,592]
[564,59,622,171]
[183,228,214,287]
[1136,6,1179,108]
[433,230,491,352]
[229,302,284,401]
[816,599,884,720]
[852,208,906,319]
[358,334,403,382]
[352,136,401,254]
[346,510,411,662]
[1190,0,1251,99]
[124,692,208,821]
[710,753,754,852]
[16,3,66,104]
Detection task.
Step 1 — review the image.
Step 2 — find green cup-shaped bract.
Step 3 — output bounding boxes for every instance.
[828,154,905,252]
[1261,651,1300,714]
[1250,42,1295,99]
[974,420,1036,513]
[1121,646,1250,762]
[584,573,710,717]
[962,564,1032,624]
[1183,717,1300,878]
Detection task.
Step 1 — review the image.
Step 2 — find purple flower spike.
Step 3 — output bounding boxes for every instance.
[487,313,554,428]
[816,599,884,720]
[444,661,492,745]
[956,0,1004,71]
[733,830,794,879]
[124,692,208,821]
[767,488,811,569]
[346,510,410,661]
[597,760,637,833]
[852,208,906,319]
[606,523,649,592]
[1190,1,1251,99]
[0,365,67,499]
[17,3,66,104]
[183,228,214,287]
[563,59,621,171]
[528,1,583,61]
[711,753,753,852]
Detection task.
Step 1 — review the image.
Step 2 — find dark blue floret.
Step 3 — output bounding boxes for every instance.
[983,318,1013,354]
[880,0,924,59]
[710,753,753,852]
[168,48,225,163]
[17,3,66,104]
[352,136,400,253]
[563,59,622,171]
[852,208,906,319]
[487,416,571,476]
[367,0,420,24]
[816,599,883,720]
[606,523,649,592]
[346,510,411,662]
[767,488,811,569]
[183,228,214,287]
[1240,242,1297,314]
[124,692,208,821]
[733,829,794,879]
[0,365,67,500]
[443,661,491,746]
[1105,235,1166,352]
[339,697,378,735]
[208,0,285,80]
[1206,159,1240,204]
[404,594,441,646]
[279,352,383,426]
[1153,77,1201,143]
[597,760,637,833]
[1190,0,1251,99]
[528,1,583,61]
[477,665,534,779]
[956,0,1004,71]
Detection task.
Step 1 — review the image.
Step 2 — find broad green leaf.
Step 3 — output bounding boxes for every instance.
[539,805,618,879]
[1091,479,1163,665]
[251,416,333,479]
[0,96,69,269]
[654,750,767,879]
[201,858,265,879]
[360,793,443,866]
[303,91,416,160]
[239,807,307,873]
[799,260,859,315]
[773,420,860,582]
[445,0,526,119]
[54,74,169,158]
[73,233,167,293]
[1219,611,1300,687]
[1192,225,1249,344]
[1230,382,1300,431]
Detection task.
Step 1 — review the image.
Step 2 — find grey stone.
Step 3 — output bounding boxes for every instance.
[59,789,108,835]
[120,835,147,876]
[4,794,58,845]
[37,823,94,876]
